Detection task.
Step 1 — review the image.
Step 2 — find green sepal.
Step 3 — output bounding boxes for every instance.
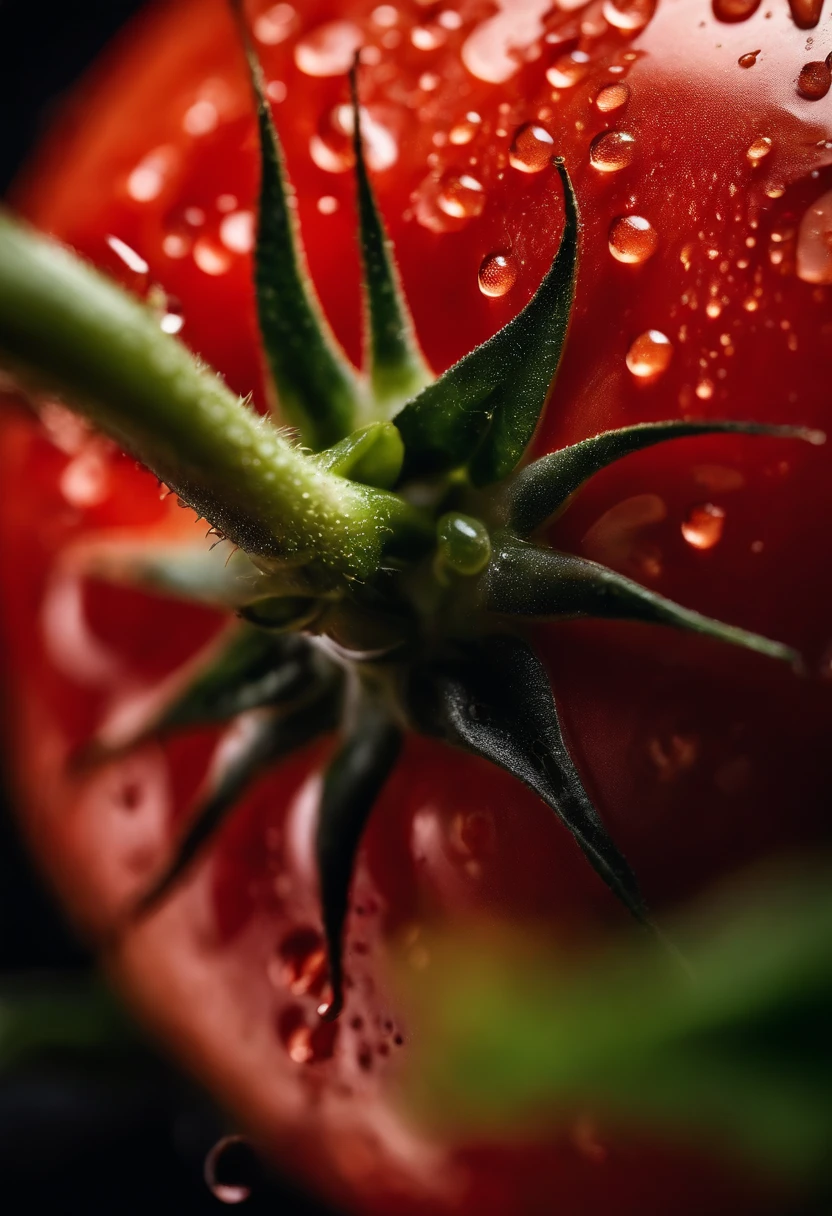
[136,693,341,915]
[486,533,801,667]
[234,1,362,449]
[86,626,317,763]
[508,420,825,537]
[146,625,314,730]
[350,62,432,411]
[408,634,647,922]
[395,159,579,485]
[313,421,405,488]
[317,695,403,1020]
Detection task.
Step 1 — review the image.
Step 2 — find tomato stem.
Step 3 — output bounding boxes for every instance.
[0,214,426,580]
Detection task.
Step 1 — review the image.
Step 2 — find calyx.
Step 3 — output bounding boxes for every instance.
[0,3,823,1020]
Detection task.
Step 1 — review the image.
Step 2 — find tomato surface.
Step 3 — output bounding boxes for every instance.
[3,0,832,1211]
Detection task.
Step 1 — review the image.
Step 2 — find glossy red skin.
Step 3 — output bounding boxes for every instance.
[3,0,832,1211]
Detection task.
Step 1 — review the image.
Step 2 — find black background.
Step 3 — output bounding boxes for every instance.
[0,1,334,1211]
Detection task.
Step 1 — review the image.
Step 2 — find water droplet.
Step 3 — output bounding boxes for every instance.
[589,130,636,173]
[126,146,176,203]
[705,299,723,318]
[309,130,354,174]
[602,0,656,32]
[712,0,762,21]
[160,311,183,335]
[449,111,481,145]
[204,1136,257,1205]
[412,24,445,50]
[695,378,715,400]
[546,50,591,89]
[508,122,555,173]
[738,49,760,67]
[193,236,232,276]
[271,928,329,997]
[431,9,458,31]
[295,21,363,77]
[183,99,218,137]
[438,172,486,218]
[626,329,673,378]
[608,215,657,264]
[796,188,832,284]
[788,0,823,29]
[160,309,184,335]
[279,1006,338,1063]
[254,3,296,45]
[648,733,699,780]
[448,809,496,859]
[162,233,189,259]
[462,1,549,83]
[324,104,398,172]
[60,448,110,508]
[317,194,339,215]
[105,235,149,278]
[746,135,772,163]
[371,5,398,28]
[478,251,518,297]
[797,60,831,100]
[681,503,725,549]
[219,211,255,254]
[595,81,631,112]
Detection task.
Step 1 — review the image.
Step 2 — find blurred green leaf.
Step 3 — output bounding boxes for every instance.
[0,975,138,1069]
[405,862,832,1179]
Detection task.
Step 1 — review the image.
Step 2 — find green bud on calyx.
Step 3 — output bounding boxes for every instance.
[435,513,492,580]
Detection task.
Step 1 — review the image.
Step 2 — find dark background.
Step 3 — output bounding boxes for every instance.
[0,1,333,1211]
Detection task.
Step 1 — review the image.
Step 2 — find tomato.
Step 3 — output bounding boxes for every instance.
[3,0,832,1211]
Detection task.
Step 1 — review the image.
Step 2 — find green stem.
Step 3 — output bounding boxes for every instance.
[0,215,424,580]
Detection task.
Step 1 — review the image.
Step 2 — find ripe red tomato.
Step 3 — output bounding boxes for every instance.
[3,0,832,1211]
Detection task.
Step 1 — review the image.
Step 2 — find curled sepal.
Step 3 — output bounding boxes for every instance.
[313,421,404,488]
[233,0,361,449]
[409,634,647,922]
[486,533,801,668]
[89,626,318,761]
[154,628,315,727]
[136,693,341,916]
[350,63,432,411]
[509,420,826,536]
[317,696,402,1020]
[395,159,578,485]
